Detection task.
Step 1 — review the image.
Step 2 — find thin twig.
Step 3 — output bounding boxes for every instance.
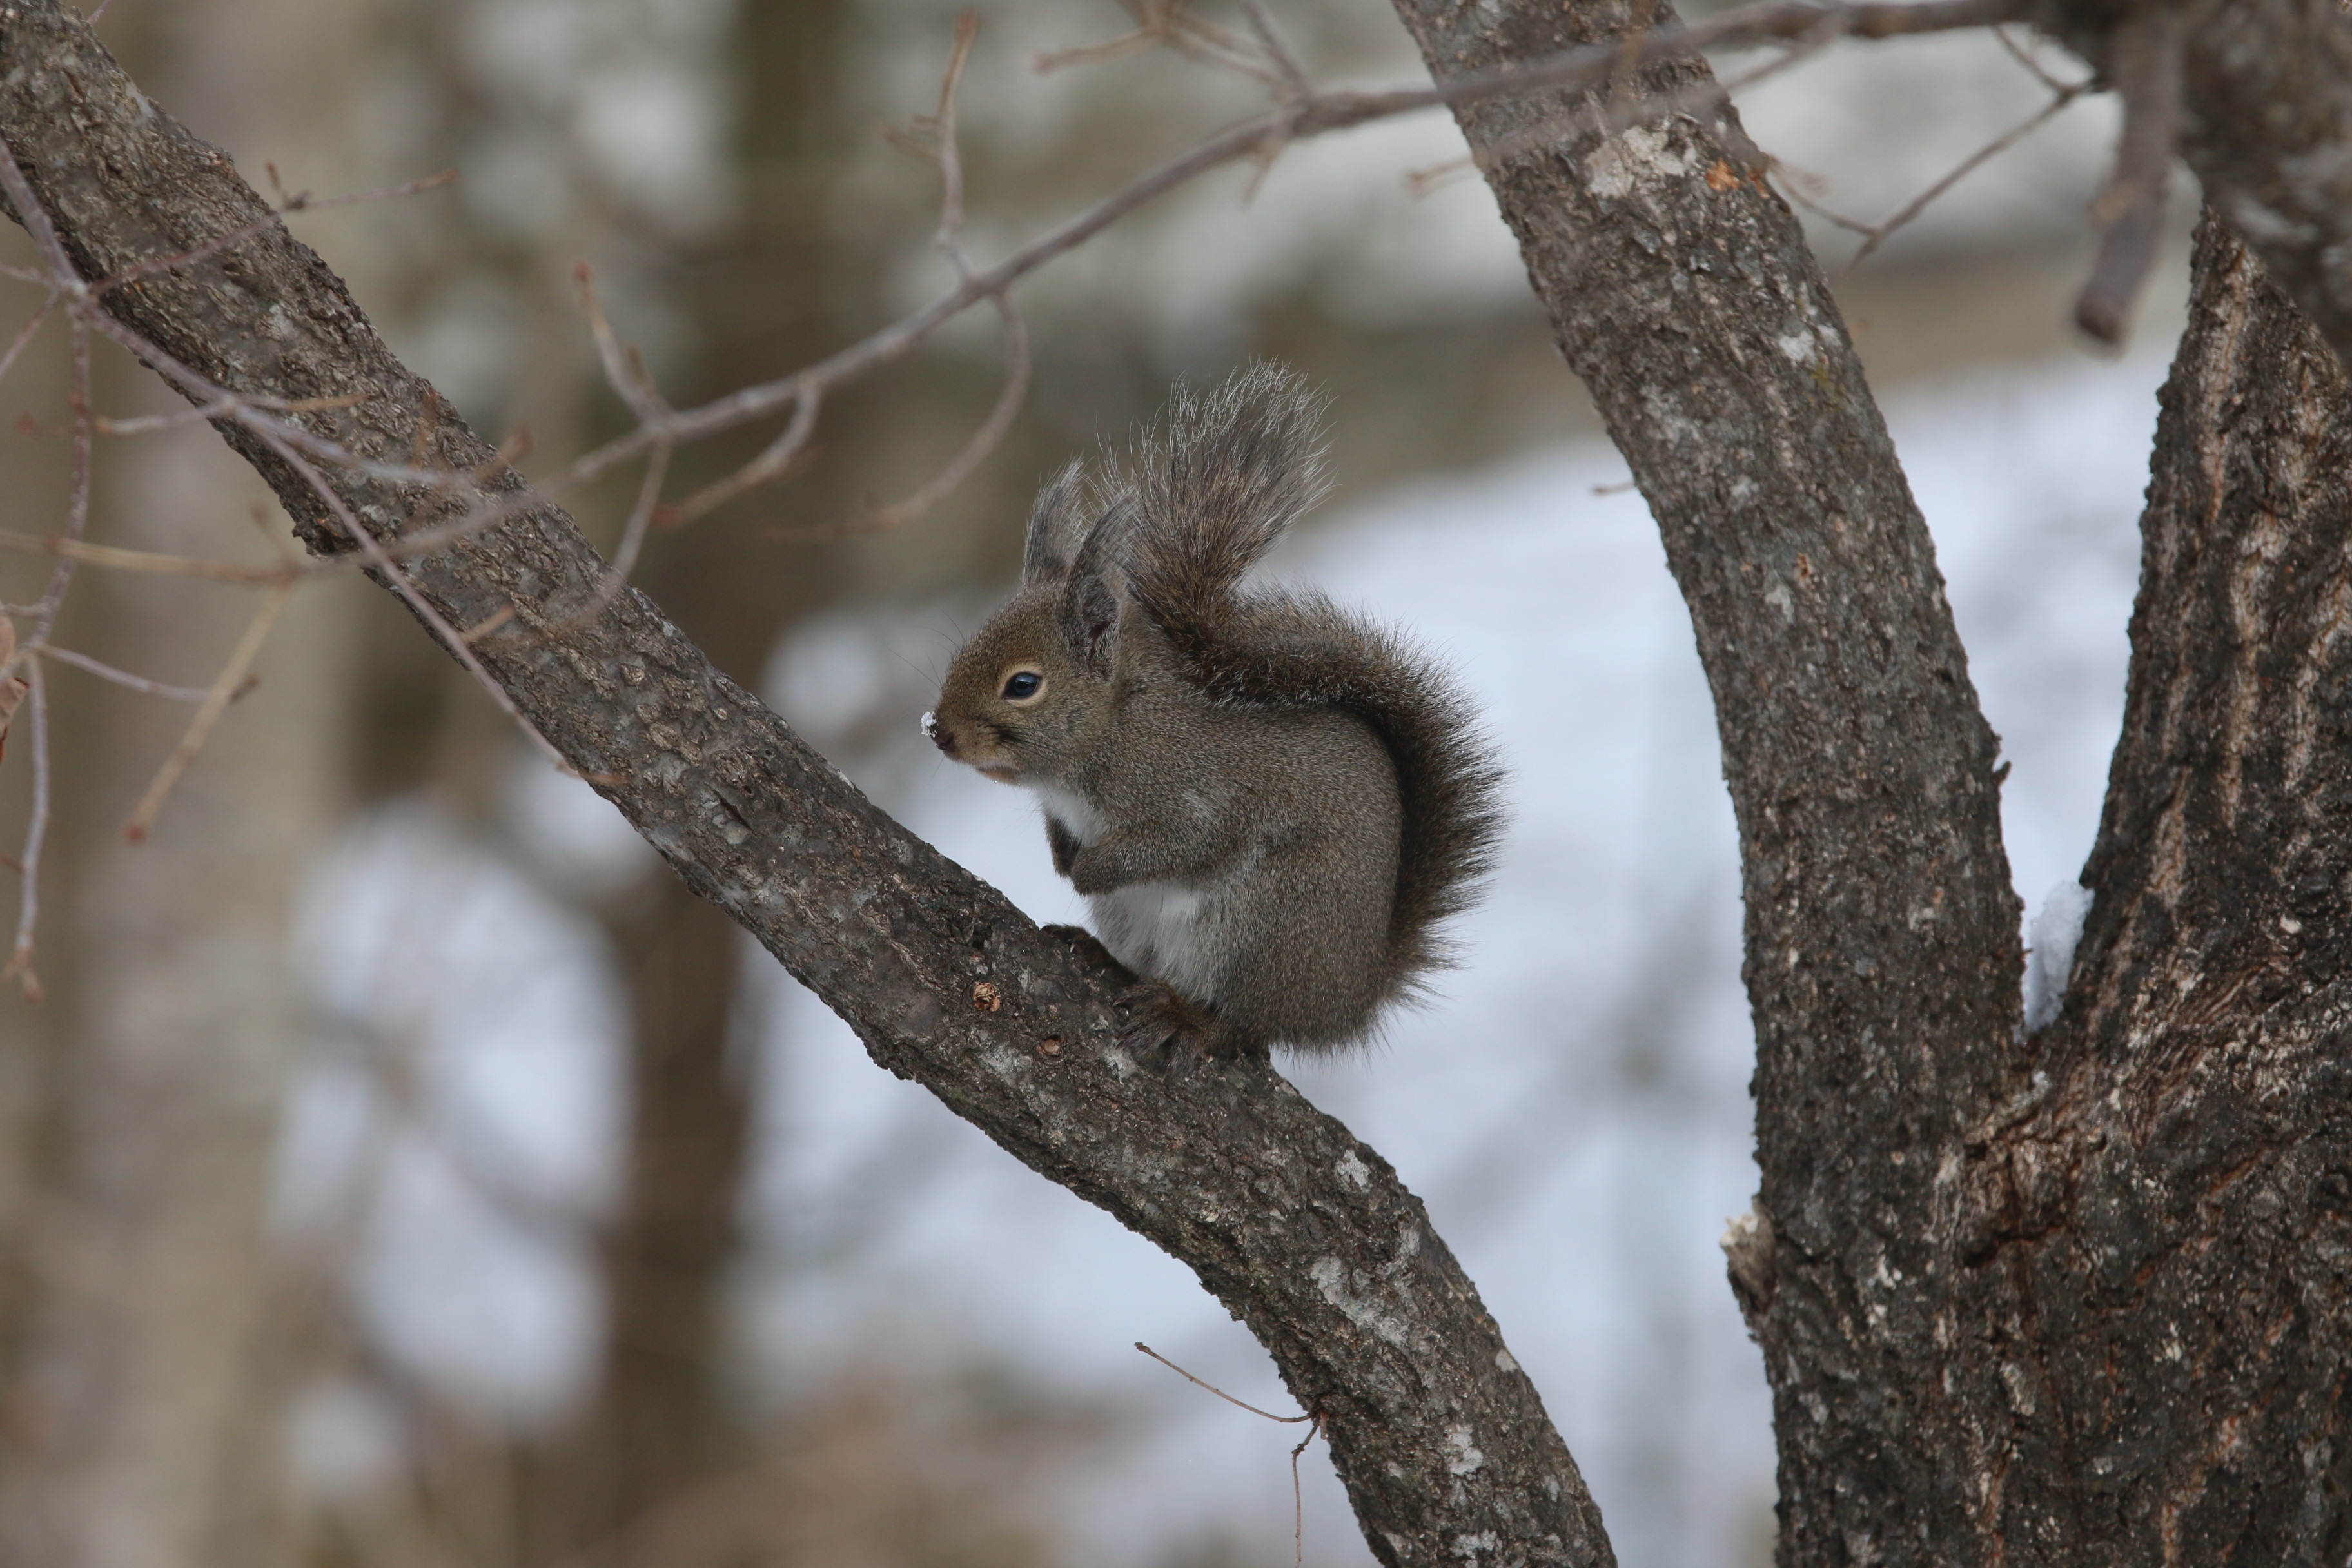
[1835,81,2086,279]
[553,440,671,628]
[26,317,92,647]
[0,531,306,584]
[655,384,821,531]
[0,292,57,391]
[1133,1343,1320,1568]
[574,262,668,427]
[37,642,256,703]
[1133,1342,1313,1424]
[1993,22,2081,95]
[259,426,588,779]
[796,300,1029,542]
[934,13,982,279]
[1289,1412,1326,1568]
[122,581,293,841]
[2,664,49,1000]
[1239,0,1312,98]
[772,12,1034,540]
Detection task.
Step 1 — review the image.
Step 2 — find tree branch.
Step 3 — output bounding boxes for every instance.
[0,4,1610,1563]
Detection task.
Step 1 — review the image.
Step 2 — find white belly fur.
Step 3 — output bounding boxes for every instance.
[1026,783,1226,1001]
[1092,880,1221,997]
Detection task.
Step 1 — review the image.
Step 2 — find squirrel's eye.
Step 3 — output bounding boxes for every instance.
[1001,671,1043,701]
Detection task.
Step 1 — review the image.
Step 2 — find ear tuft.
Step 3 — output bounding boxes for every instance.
[1021,462,1092,587]
[1054,500,1129,674]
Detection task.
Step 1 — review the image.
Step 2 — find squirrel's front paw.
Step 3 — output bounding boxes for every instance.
[1114,982,1253,1072]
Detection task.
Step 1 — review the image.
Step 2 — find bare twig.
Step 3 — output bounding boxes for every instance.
[1239,0,1313,99]
[21,316,93,657]
[797,301,1029,542]
[932,12,983,278]
[37,642,256,703]
[0,531,305,584]
[257,426,588,779]
[1993,22,2082,95]
[786,12,1032,541]
[554,440,671,628]
[0,292,55,390]
[1834,80,2087,278]
[2076,5,2186,343]
[1133,1341,1313,1424]
[1042,0,1286,88]
[1134,1342,1322,1568]
[574,262,669,427]
[121,581,293,842]
[2,663,49,1000]
[654,383,820,532]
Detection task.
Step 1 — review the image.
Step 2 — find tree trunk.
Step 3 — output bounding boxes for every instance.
[1387,0,2352,1558]
[1386,0,2025,1558]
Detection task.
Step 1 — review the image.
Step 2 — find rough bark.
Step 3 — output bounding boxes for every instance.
[1386,0,2025,1559]
[1923,213,2352,1565]
[0,6,1611,1565]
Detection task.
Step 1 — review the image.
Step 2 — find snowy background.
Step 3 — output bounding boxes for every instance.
[284,339,2169,1566]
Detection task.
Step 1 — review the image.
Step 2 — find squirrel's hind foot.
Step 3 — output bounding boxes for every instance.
[1115,981,1263,1072]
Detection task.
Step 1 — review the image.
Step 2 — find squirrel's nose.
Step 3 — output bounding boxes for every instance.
[921,710,956,756]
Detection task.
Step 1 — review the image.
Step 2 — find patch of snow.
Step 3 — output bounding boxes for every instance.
[2024,881,2095,1034]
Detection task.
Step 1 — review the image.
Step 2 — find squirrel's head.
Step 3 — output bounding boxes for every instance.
[925,465,1126,786]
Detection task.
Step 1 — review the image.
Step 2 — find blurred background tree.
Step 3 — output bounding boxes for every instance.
[0,1,2171,1564]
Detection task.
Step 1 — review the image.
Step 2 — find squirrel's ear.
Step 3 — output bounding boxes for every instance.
[1055,506,1127,675]
[1021,462,1090,587]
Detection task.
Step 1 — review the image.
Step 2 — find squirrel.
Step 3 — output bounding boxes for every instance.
[922,366,1502,1059]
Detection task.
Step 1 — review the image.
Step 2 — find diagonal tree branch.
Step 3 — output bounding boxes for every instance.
[0,4,1609,1564]
[1382,0,2025,1560]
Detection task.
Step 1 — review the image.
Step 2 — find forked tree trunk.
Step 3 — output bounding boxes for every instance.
[1945,214,2352,1563]
[1391,0,2352,1554]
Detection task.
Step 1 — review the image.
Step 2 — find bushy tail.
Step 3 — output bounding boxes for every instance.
[1114,366,1504,1002]
[1119,363,1329,634]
